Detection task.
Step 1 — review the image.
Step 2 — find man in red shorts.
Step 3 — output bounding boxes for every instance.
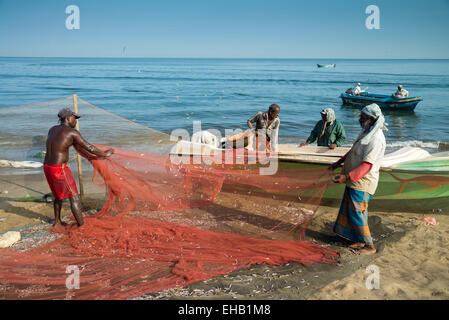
[44,108,114,228]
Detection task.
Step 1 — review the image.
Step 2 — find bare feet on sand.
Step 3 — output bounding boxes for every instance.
[348,242,376,255]
[349,242,365,249]
[53,221,67,228]
[359,245,377,255]
[52,221,68,232]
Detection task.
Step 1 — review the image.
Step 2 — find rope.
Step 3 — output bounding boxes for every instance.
[1,95,176,140]
[78,97,173,138]
[1,96,72,109]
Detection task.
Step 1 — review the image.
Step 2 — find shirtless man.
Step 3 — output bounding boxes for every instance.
[44,108,114,228]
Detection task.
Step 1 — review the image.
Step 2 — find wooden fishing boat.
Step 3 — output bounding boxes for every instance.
[171,142,449,212]
[340,92,423,111]
[277,145,449,212]
[317,64,336,68]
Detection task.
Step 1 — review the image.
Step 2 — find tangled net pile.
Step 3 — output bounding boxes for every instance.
[0,96,339,299]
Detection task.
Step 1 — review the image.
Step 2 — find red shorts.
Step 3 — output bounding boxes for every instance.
[44,163,79,200]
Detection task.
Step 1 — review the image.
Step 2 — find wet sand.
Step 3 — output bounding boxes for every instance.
[0,171,448,300]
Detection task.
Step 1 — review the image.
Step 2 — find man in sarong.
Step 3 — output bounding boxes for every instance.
[329,103,387,255]
[44,108,114,228]
[299,108,346,149]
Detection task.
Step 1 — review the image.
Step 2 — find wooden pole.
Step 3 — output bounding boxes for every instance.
[73,94,85,201]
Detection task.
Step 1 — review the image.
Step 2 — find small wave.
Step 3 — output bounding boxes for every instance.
[38,86,85,91]
[385,140,441,149]
[123,88,144,93]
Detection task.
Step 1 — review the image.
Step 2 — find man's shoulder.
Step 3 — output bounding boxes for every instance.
[372,130,386,146]
[250,111,263,118]
[58,125,79,137]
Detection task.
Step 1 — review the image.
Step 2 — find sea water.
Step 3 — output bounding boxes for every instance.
[1,57,449,158]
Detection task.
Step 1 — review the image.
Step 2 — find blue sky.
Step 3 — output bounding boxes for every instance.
[0,0,448,58]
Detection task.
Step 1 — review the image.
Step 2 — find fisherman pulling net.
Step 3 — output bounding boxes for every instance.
[0,96,339,299]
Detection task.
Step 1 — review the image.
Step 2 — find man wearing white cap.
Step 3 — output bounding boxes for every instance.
[329,103,387,255]
[353,83,365,95]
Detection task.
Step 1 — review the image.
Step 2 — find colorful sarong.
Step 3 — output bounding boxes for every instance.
[43,163,79,200]
[333,186,373,245]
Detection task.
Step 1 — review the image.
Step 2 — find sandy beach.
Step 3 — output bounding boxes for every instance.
[1,171,447,300]
[1,0,449,304]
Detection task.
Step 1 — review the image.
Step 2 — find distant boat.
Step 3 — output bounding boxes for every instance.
[317,64,336,68]
[340,91,423,111]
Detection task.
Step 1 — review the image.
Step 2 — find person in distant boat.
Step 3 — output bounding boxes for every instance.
[44,108,114,228]
[299,108,346,150]
[329,103,387,255]
[353,83,362,95]
[245,104,280,152]
[346,83,366,95]
[394,84,409,98]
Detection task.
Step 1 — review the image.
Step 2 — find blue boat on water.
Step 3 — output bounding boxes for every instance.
[340,92,423,111]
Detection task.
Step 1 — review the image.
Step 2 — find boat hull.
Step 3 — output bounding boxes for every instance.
[170,143,448,213]
[222,160,449,213]
[317,64,335,68]
[171,156,449,213]
[340,92,423,111]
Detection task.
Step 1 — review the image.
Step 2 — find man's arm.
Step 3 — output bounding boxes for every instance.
[247,112,261,131]
[329,149,351,171]
[300,121,320,147]
[306,121,321,144]
[270,119,280,152]
[72,130,114,157]
[348,162,373,182]
[335,122,347,147]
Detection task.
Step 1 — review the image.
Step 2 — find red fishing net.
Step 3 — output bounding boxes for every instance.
[0,96,340,299]
[0,145,339,299]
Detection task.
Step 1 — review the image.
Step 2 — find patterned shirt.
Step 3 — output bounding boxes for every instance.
[247,112,280,151]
